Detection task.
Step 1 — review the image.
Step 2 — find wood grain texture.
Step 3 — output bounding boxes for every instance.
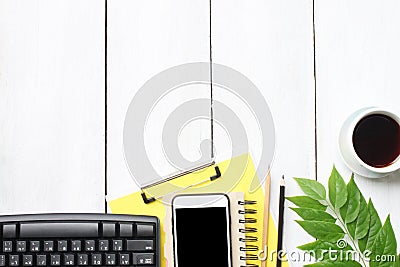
[211,1,315,265]
[0,0,106,214]
[315,0,400,245]
[4,2,400,266]
[107,0,211,201]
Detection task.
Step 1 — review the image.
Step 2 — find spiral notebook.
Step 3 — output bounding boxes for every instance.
[109,153,286,267]
[230,191,279,267]
[229,192,253,266]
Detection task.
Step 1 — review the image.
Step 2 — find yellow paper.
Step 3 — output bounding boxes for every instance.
[109,154,288,267]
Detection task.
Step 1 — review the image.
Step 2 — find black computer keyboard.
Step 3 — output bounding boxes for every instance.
[0,214,159,267]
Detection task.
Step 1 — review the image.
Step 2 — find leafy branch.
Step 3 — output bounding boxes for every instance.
[287,166,398,267]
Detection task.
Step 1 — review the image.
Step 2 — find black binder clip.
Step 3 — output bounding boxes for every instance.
[140,163,222,204]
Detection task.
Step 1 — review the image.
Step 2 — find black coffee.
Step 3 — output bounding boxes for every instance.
[352,114,400,167]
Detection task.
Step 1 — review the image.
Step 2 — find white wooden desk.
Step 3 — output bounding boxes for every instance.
[1,1,400,266]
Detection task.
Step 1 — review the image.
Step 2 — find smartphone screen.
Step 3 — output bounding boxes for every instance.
[174,207,230,267]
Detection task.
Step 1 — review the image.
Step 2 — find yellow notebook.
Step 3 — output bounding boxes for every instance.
[109,154,288,267]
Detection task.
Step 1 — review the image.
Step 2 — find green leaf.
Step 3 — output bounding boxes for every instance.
[347,220,356,239]
[294,178,326,200]
[363,199,383,252]
[290,207,336,223]
[328,166,348,210]
[358,233,367,253]
[296,220,345,243]
[370,216,397,267]
[286,196,327,211]
[305,261,362,267]
[346,187,370,240]
[298,240,352,261]
[340,174,360,223]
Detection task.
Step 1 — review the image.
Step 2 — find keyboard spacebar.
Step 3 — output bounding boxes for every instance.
[20,222,99,238]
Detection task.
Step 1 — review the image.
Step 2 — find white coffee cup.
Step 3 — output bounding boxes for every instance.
[339,107,400,178]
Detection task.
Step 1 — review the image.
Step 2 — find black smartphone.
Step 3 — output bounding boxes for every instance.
[172,194,232,267]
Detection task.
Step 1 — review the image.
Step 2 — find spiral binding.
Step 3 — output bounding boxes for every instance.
[239,209,258,215]
[240,245,259,252]
[238,200,257,205]
[238,200,259,267]
[239,217,257,224]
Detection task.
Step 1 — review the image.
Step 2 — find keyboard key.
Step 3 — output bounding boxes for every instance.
[119,253,130,265]
[120,223,133,237]
[71,240,82,251]
[64,254,75,266]
[3,241,12,252]
[22,255,33,266]
[132,253,154,265]
[112,240,123,251]
[36,255,47,266]
[51,254,61,266]
[103,223,116,237]
[0,255,5,266]
[77,253,88,265]
[3,224,17,238]
[57,240,68,252]
[9,254,19,266]
[20,222,99,238]
[44,241,54,252]
[29,241,40,252]
[99,240,109,251]
[84,240,95,251]
[106,253,116,265]
[16,241,26,252]
[127,240,154,251]
[137,224,155,237]
[91,253,102,265]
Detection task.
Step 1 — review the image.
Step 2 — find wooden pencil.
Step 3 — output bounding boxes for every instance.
[261,171,271,267]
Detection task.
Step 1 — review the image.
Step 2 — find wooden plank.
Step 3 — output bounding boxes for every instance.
[107,1,211,200]
[0,0,105,214]
[316,0,400,253]
[211,1,315,265]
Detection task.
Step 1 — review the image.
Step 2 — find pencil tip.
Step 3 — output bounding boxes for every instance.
[280,175,285,186]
